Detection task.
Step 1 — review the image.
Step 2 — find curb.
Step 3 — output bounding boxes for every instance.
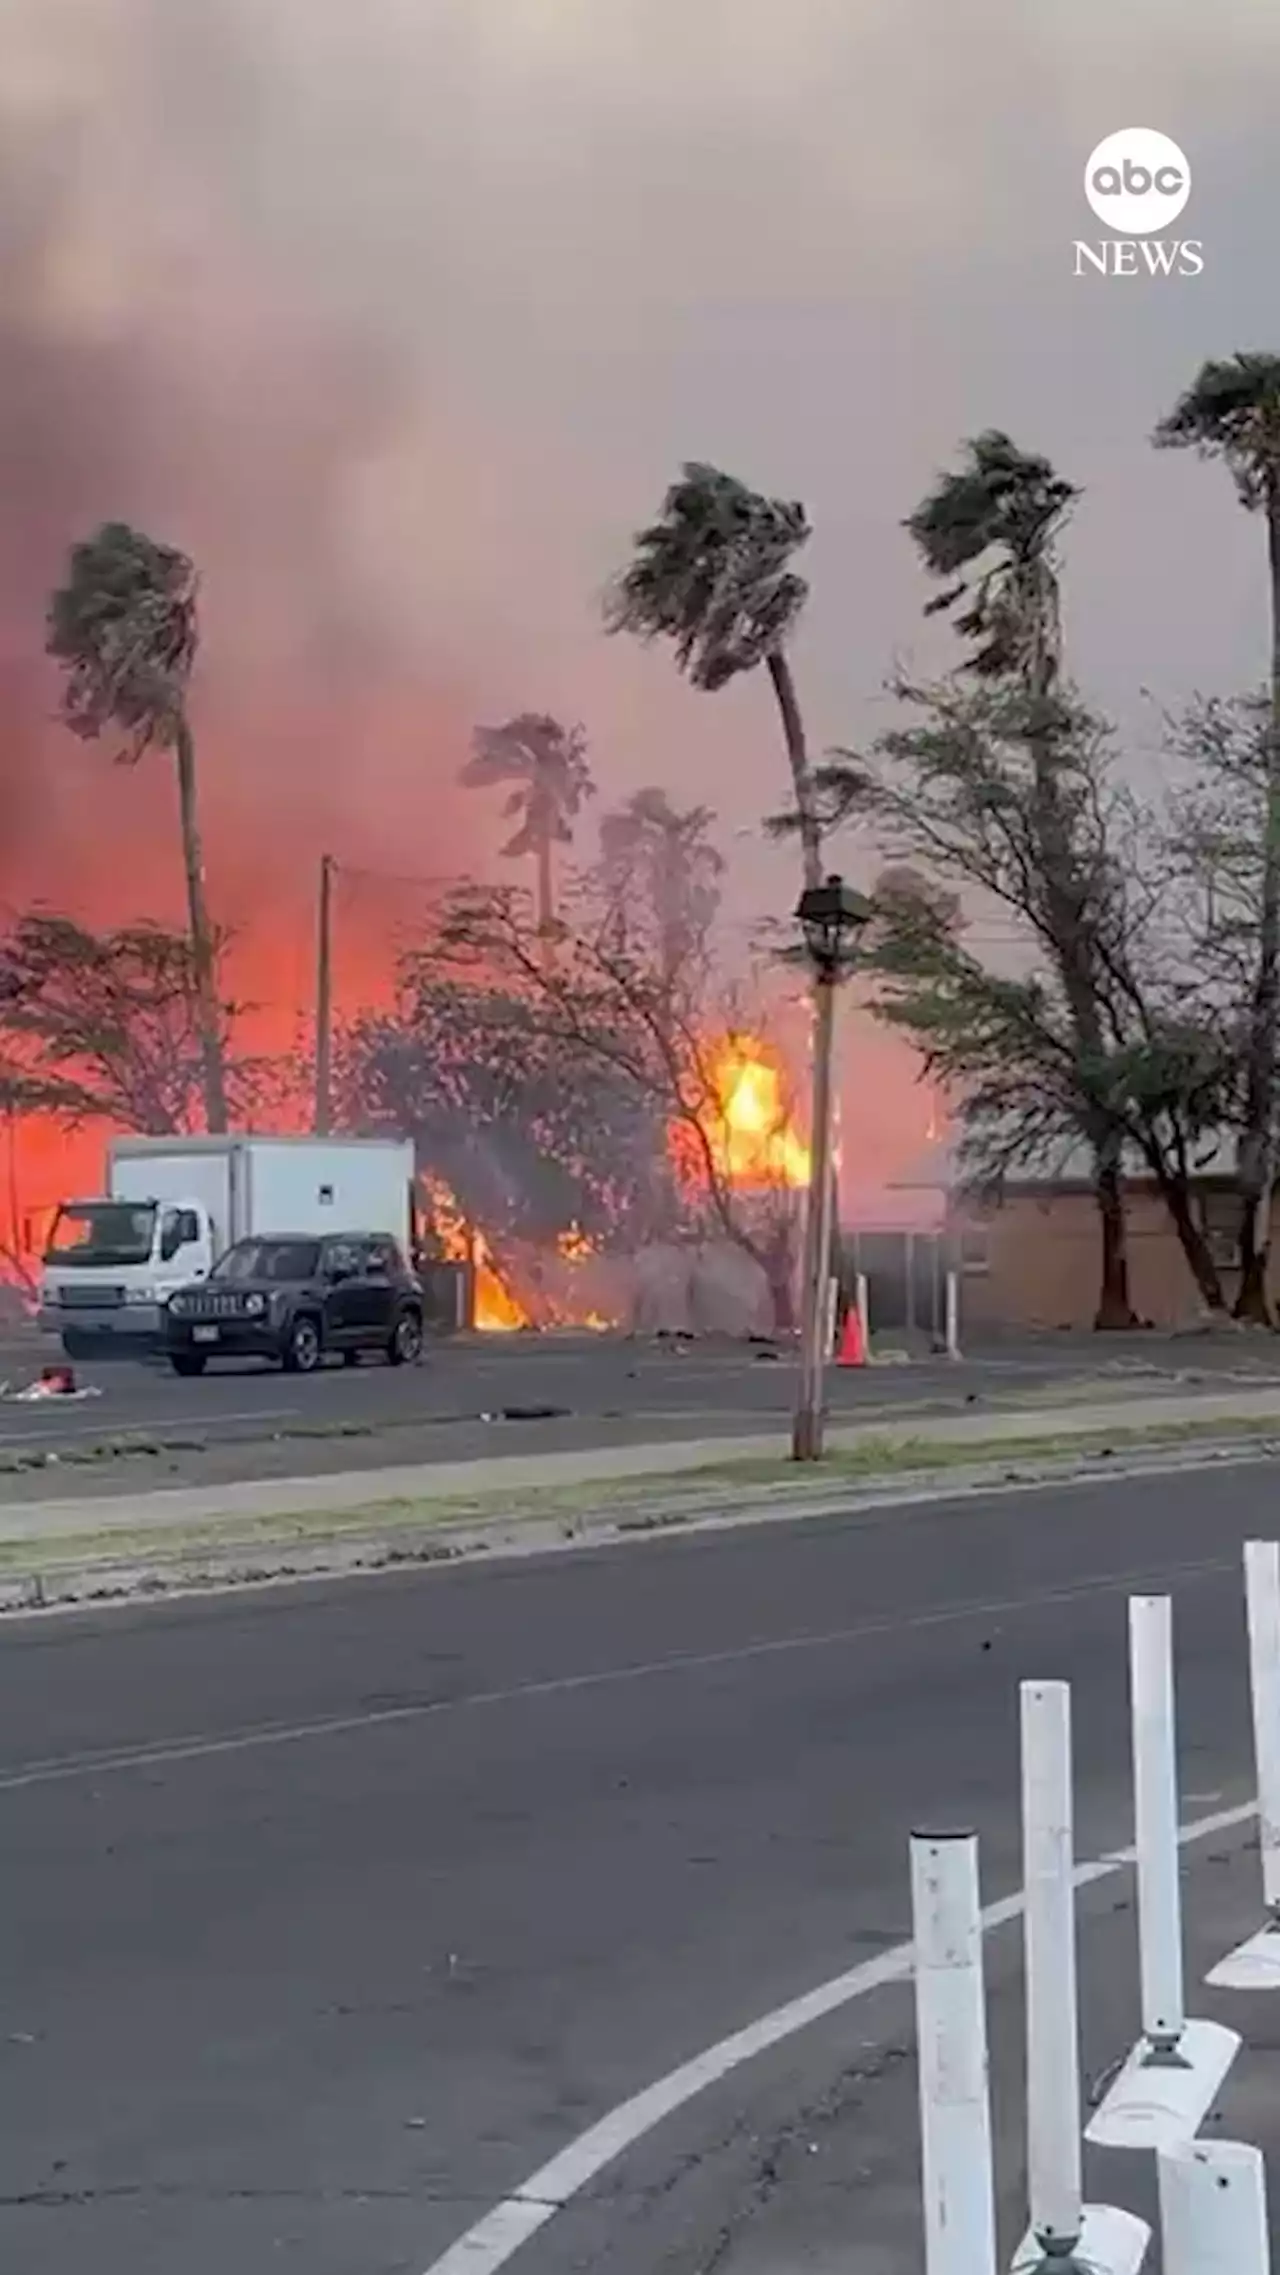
[3,1424,1277,1618]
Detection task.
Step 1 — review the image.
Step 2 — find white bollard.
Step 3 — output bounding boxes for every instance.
[855,1270,870,1358]
[1087,1596,1240,2150]
[1158,2140,1271,2275]
[1021,1683,1082,2253]
[1131,1595,1184,2048]
[1208,1540,1280,1988]
[911,1831,997,2275]
[1246,1540,1280,1913]
[1012,1686,1150,2275]
[944,1267,961,1359]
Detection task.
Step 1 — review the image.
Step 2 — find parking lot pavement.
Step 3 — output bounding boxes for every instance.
[0,1326,1275,1501]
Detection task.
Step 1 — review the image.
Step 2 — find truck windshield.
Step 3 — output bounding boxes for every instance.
[45,1202,157,1268]
[211,1239,321,1283]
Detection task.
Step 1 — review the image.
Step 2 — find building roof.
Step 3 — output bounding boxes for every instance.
[889,1131,1240,1194]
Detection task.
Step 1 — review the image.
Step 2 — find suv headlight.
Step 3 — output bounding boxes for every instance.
[125,1287,154,1305]
[243,1293,267,1317]
[167,1295,187,1316]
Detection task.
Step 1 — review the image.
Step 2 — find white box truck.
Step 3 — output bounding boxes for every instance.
[38,1135,418,1355]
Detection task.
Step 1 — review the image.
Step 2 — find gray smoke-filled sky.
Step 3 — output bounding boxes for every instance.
[3,0,1278,939]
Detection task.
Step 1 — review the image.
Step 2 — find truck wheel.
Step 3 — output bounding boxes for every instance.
[388,1310,424,1366]
[171,1353,207,1378]
[282,1315,322,1373]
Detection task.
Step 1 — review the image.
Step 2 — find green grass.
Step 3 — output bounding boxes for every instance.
[2,1409,1278,1592]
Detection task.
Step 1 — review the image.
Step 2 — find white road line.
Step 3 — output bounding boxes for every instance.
[419,1797,1257,2275]
[0,1550,1233,1794]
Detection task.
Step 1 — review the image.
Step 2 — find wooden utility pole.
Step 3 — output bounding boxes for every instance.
[314,853,335,1135]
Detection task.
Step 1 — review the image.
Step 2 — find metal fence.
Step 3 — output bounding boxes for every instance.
[839,1229,952,1343]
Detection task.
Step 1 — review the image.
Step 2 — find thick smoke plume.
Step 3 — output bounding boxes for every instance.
[0,0,488,992]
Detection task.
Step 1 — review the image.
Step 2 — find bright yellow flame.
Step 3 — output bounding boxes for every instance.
[706,1038,810,1189]
[556,1223,596,1261]
[422,1176,530,1332]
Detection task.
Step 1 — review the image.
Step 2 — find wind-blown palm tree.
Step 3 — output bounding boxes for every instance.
[1155,354,1280,1322]
[907,433,1138,1328]
[461,713,593,935]
[46,521,229,1132]
[598,788,724,981]
[604,464,823,888]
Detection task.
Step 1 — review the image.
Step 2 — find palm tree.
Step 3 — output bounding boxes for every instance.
[461,713,593,936]
[598,788,724,982]
[46,522,229,1132]
[1155,355,1280,1323]
[907,433,1138,1329]
[604,464,823,888]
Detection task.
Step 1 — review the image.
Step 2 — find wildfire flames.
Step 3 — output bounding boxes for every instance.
[705,1038,810,1189]
[422,1177,530,1332]
[420,1035,810,1334]
[668,1035,810,1199]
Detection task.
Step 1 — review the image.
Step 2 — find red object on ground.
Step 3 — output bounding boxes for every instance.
[836,1306,866,1368]
[39,1364,76,1395]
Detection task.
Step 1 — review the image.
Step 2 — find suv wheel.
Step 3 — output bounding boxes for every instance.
[387,1309,424,1366]
[282,1314,322,1373]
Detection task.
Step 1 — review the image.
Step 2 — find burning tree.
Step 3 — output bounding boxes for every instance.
[431,880,811,1327]
[46,523,229,1133]
[338,974,660,1260]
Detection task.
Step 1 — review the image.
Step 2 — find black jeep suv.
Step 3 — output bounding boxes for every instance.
[164,1232,425,1376]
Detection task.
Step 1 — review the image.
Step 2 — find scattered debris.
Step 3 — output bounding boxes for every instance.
[479,1404,572,1423]
[7,1366,103,1402]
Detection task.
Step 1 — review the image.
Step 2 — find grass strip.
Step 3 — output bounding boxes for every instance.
[1,1411,1277,1583]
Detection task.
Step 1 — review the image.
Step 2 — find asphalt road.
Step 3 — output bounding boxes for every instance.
[0,1326,1278,1497]
[1,1455,1275,2273]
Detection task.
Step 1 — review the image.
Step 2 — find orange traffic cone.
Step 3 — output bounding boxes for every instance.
[836,1305,866,1368]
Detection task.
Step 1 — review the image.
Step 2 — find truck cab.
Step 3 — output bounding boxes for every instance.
[39,1196,215,1352]
[37,1136,419,1358]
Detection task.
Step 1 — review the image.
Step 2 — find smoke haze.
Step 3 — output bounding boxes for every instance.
[1,0,1276,1192]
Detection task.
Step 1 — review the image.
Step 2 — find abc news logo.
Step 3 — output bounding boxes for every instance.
[1074,128,1203,278]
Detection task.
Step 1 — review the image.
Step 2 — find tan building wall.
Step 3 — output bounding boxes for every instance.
[958,1180,1263,1331]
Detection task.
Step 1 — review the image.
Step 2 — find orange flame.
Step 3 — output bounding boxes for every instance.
[556,1222,596,1261]
[671,1036,809,1194]
[422,1176,530,1332]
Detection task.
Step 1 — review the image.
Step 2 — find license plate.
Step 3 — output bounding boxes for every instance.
[192,1325,220,1344]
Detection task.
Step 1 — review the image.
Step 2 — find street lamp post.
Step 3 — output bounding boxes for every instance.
[792,874,871,1462]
